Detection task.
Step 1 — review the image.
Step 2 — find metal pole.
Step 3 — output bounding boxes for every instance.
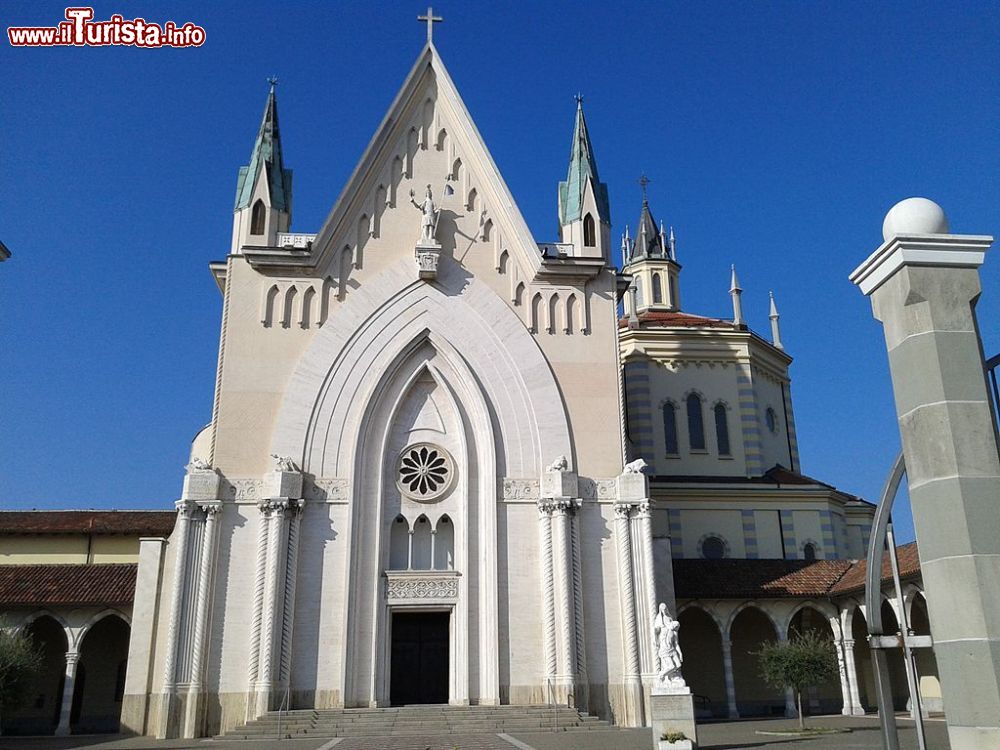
[886,524,927,750]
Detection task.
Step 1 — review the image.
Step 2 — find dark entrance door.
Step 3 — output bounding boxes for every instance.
[390,611,449,705]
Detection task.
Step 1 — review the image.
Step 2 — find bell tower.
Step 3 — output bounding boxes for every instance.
[622,178,681,314]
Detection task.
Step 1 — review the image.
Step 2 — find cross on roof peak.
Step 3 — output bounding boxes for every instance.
[266,75,279,89]
[418,6,443,42]
[639,174,652,202]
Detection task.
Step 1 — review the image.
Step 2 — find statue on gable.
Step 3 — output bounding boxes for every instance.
[410,185,440,244]
[653,602,685,687]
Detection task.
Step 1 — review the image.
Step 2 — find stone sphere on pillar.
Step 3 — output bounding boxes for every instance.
[882,197,949,241]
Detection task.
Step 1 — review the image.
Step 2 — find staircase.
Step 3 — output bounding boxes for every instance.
[219,704,611,740]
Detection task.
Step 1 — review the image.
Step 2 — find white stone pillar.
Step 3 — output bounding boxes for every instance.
[245,499,271,721]
[569,504,587,694]
[842,638,865,715]
[255,499,288,717]
[851,203,1000,748]
[633,500,658,675]
[183,502,221,738]
[278,499,304,688]
[721,637,739,719]
[537,501,557,691]
[833,630,853,717]
[552,500,577,702]
[54,651,79,736]
[615,502,643,726]
[156,500,195,738]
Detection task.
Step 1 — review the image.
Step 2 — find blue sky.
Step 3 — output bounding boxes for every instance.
[3,1,999,544]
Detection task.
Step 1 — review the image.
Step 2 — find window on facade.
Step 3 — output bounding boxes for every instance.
[669,276,677,307]
[250,199,266,235]
[702,536,726,559]
[663,402,678,455]
[714,403,731,456]
[583,213,596,247]
[687,393,705,451]
[652,274,663,304]
[766,407,778,433]
[803,543,817,562]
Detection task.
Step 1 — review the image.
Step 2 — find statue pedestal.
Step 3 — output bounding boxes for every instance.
[650,683,697,750]
[414,241,441,280]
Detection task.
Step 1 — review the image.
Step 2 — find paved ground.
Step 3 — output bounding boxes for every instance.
[0,715,951,750]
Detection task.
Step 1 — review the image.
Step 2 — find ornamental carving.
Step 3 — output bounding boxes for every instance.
[501,478,540,501]
[228,478,262,502]
[386,575,459,600]
[305,478,349,503]
[579,478,616,500]
[396,443,454,502]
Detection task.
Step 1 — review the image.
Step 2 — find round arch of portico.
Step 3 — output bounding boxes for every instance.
[677,602,727,635]
[724,601,781,642]
[784,600,841,640]
[16,608,71,636]
[71,608,131,650]
[901,583,925,624]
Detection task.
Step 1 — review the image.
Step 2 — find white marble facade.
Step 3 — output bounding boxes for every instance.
[123,43,670,738]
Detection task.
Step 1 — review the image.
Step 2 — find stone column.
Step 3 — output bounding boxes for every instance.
[721,637,739,718]
[537,500,557,694]
[255,499,288,717]
[569,503,588,706]
[183,502,221,738]
[633,500,658,676]
[615,502,643,726]
[245,499,271,721]
[278,499,304,690]
[54,651,79,736]
[842,639,865,715]
[833,632,854,717]
[156,499,195,739]
[552,499,577,702]
[851,199,999,749]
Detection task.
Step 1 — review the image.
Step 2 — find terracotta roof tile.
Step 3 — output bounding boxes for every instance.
[0,510,175,536]
[674,542,920,600]
[0,564,138,606]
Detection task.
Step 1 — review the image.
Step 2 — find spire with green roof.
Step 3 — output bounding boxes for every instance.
[234,79,293,216]
[558,96,610,227]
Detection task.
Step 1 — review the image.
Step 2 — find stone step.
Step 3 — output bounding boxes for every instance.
[219,704,610,739]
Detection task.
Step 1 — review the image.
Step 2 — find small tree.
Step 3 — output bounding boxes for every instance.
[755,630,838,730]
[0,623,43,731]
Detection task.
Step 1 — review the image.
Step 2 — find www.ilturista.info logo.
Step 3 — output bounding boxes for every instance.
[8,7,206,47]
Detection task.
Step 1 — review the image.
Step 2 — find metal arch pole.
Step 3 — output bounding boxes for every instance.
[866,451,905,750]
[886,522,927,750]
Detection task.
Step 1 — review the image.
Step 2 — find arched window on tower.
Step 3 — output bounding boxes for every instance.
[652,274,663,304]
[662,402,678,455]
[687,393,705,451]
[803,542,818,562]
[583,213,596,247]
[714,403,731,456]
[669,275,678,308]
[250,199,266,235]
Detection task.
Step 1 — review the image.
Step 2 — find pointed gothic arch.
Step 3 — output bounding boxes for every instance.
[583,213,596,247]
[251,199,266,235]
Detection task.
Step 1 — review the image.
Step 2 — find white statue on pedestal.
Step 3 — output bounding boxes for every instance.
[653,602,685,688]
[410,185,440,243]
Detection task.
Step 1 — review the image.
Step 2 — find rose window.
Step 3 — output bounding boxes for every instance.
[397,443,453,501]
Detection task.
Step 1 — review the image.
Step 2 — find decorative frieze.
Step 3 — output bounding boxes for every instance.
[501,478,539,502]
[385,571,460,602]
[304,477,349,503]
[503,477,619,502]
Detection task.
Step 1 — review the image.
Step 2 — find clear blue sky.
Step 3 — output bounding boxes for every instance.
[4,1,999,544]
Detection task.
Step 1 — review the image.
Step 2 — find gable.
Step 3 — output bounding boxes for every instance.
[308,44,543,283]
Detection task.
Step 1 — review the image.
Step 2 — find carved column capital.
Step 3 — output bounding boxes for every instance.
[614,502,636,520]
[198,502,223,516]
[64,651,80,666]
[634,499,654,518]
[175,499,198,517]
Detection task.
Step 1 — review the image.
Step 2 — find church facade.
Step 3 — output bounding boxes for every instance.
[1,39,939,738]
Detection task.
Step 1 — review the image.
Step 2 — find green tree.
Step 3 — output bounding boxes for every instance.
[755,629,838,730]
[0,624,43,732]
